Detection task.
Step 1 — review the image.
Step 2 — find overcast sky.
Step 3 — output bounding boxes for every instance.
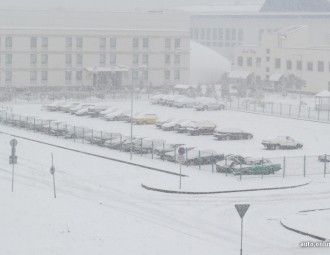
[0,0,264,11]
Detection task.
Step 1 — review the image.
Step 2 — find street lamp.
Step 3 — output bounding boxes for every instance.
[127,65,147,160]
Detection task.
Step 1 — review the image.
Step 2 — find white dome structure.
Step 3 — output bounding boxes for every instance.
[190,41,231,85]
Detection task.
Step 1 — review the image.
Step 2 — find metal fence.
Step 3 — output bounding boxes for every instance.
[227,98,330,123]
[0,111,328,180]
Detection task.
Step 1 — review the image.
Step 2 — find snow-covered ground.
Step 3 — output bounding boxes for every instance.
[0,100,329,254]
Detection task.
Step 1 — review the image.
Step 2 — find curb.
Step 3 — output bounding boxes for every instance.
[280,220,327,241]
[141,180,311,195]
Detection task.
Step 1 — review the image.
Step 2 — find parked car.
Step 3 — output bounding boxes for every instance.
[155,117,175,129]
[150,94,166,105]
[132,139,165,154]
[262,136,303,150]
[87,105,111,118]
[318,154,330,162]
[45,101,65,111]
[161,119,187,131]
[213,128,253,140]
[160,95,186,106]
[105,109,130,121]
[175,120,195,133]
[172,97,196,108]
[74,105,94,116]
[60,102,80,112]
[184,149,224,166]
[98,107,120,118]
[132,113,157,125]
[186,120,217,136]
[195,98,225,111]
[216,155,281,175]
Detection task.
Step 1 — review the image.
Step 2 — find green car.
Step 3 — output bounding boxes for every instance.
[232,158,281,175]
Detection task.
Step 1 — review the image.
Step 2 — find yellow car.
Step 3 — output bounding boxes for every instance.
[133,113,157,125]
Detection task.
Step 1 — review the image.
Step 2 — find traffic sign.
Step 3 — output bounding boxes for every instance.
[178,147,186,155]
[9,155,18,165]
[235,204,250,219]
[177,155,185,163]
[10,139,18,147]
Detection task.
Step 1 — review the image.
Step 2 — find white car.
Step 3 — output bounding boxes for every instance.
[74,106,91,116]
[45,101,65,111]
[186,120,217,136]
[161,119,188,131]
[69,103,95,114]
[262,136,303,150]
[194,97,225,111]
[172,97,196,108]
[99,107,120,118]
[60,102,80,112]
[155,117,175,128]
[105,109,130,121]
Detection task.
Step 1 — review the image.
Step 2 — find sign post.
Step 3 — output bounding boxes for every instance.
[9,139,18,192]
[50,153,56,198]
[235,204,250,255]
[177,147,186,189]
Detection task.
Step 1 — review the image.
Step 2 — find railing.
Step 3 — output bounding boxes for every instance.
[0,111,328,180]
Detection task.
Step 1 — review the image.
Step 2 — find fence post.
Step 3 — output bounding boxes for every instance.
[33,117,35,132]
[240,163,242,181]
[198,150,201,170]
[283,157,286,178]
[318,109,320,120]
[48,121,51,135]
[162,142,165,161]
[303,155,306,177]
[271,103,274,114]
[289,105,291,117]
[82,128,85,143]
[261,157,264,179]
[73,126,76,142]
[298,104,301,118]
[91,129,94,144]
[56,122,59,138]
[211,152,214,173]
[280,104,282,116]
[5,112,8,126]
[324,154,327,178]
[151,141,154,159]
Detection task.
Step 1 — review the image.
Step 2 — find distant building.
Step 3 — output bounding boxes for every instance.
[233,25,330,93]
[0,10,190,89]
[173,1,330,59]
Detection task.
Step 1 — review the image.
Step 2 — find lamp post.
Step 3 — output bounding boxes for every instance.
[128,65,147,160]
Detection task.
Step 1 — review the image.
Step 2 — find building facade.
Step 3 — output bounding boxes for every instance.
[233,26,330,93]
[0,10,190,89]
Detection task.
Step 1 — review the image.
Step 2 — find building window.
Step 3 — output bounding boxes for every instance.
[76,54,83,67]
[100,37,106,50]
[41,54,48,65]
[132,70,138,80]
[30,37,37,49]
[41,71,48,82]
[42,37,48,49]
[143,70,148,80]
[165,55,170,64]
[30,71,37,83]
[143,38,149,49]
[296,60,302,71]
[206,29,211,40]
[174,55,180,65]
[231,29,236,40]
[275,58,281,69]
[287,60,292,70]
[266,67,270,72]
[65,71,72,83]
[65,54,72,67]
[307,62,313,71]
[6,37,12,49]
[194,28,199,39]
[66,37,72,50]
[5,54,12,66]
[99,54,106,66]
[76,71,82,81]
[174,70,180,80]
[266,56,270,62]
[238,56,243,66]
[132,54,139,65]
[110,53,116,65]
[318,61,324,72]
[225,28,230,40]
[201,28,205,40]
[133,38,139,49]
[76,37,83,49]
[266,49,270,54]
[256,57,261,67]
[238,29,243,41]
[219,28,223,40]
[30,54,37,66]
[110,38,116,48]
[174,39,181,49]
[142,54,149,65]
[164,70,170,80]
[213,28,218,40]
[5,71,12,83]
[247,57,252,67]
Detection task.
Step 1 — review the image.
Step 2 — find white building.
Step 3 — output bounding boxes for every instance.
[0,10,190,89]
[233,25,330,93]
[174,2,330,59]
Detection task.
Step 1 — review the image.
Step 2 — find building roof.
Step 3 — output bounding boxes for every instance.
[315,90,330,97]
